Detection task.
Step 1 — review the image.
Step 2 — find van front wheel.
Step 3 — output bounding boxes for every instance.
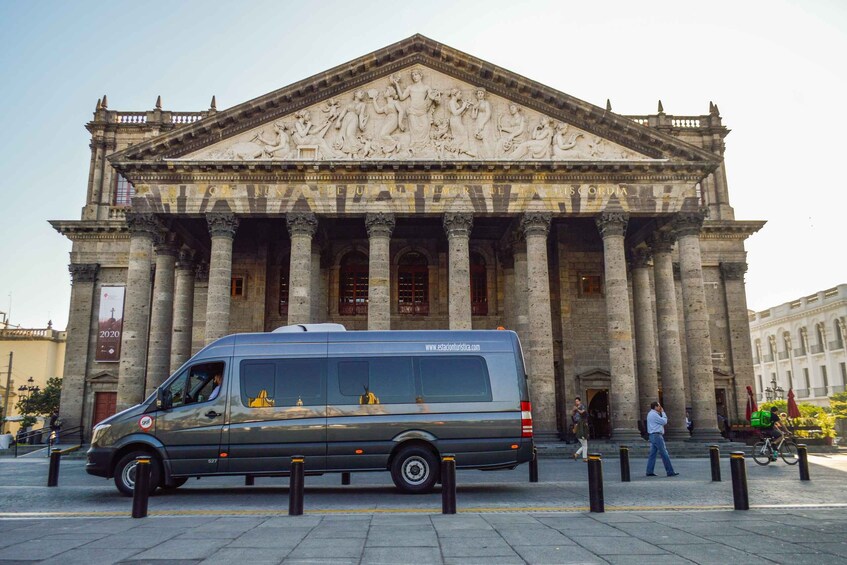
[391,445,439,494]
[114,451,161,497]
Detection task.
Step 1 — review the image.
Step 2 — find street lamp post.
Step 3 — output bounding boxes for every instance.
[764,375,785,402]
[18,377,39,400]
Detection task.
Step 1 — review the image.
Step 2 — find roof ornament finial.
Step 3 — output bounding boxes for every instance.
[95,97,101,111]
[606,99,612,112]
[101,95,108,109]
[711,102,720,117]
[155,95,162,110]
[210,95,216,111]
[657,100,664,114]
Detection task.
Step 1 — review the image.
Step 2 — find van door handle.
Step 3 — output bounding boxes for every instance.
[205,410,221,419]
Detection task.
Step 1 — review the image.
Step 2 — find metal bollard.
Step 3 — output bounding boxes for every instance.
[441,454,457,515]
[797,444,810,481]
[47,449,62,487]
[341,472,351,485]
[619,446,630,482]
[729,451,749,510]
[587,453,604,513]
[131,456,151,519]
[245,475,254,486]
[289,455,304,516]
[529,447,538,483]
[709,445,721,482]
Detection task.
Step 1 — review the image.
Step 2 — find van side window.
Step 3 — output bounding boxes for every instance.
[419,356,492,403]
[241,358,325,408]
[163,361,225,407]
[333,357,415,404]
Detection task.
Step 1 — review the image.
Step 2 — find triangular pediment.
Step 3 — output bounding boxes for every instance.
[111,35,719,168]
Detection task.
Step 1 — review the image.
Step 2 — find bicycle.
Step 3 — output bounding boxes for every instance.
[752,432,799,466]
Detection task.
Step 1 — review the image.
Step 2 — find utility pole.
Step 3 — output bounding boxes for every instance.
[2,352,12,434]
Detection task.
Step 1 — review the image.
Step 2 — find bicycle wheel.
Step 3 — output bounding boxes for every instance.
[752,441,771,466]
[780,441,799,465]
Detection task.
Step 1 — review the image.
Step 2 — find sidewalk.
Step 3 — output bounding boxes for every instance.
[0,507,846,564]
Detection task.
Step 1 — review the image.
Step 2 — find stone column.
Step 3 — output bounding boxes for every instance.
[675,211,722,441]
[366,212,395,330]
[443,212,473,330]
[116,213,158,413]
[58,264,98,441]
[204,213,239,344]
[170,249,195,373]
[287,212,317,325]
[596,211,641,441]
[721,262,756,423]
[631,247,659,423]
[513,241,529,343]
[192,262,209,354]
[521,212,556,434]
[145,240,178,395]
[673,262,692,408]
[650,232,689,439]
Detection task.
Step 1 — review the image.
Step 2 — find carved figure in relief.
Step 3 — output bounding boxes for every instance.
[446,89,474,156]
[292,109,338,159]
[369,86,406,155]
[333,90,369,157]
[496,103,526,155]
[391,70,438,152]
[587,136,606,158]
[470,88,493,158]
[510,116,554,159]
[552,123,582,159]
[253,121,293,159]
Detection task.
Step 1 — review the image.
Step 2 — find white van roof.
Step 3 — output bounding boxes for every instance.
[272,323,347,333]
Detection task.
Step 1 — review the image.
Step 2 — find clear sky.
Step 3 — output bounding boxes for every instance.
[1,0,845,330]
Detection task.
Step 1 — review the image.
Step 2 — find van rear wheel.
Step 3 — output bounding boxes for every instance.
[391,445,439,494]
[114,450,161,497]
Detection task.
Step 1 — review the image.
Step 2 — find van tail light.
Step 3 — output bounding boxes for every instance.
[521,401,533,438]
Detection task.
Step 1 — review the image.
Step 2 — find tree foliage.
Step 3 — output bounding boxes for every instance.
[830,391,847,420]
[761,399,836,439]
[15,377,62,420]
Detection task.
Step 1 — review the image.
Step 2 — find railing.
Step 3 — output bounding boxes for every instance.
[171,113,203,125]
[627,116,650,126]
[831,385,845,394]
[796,389,809,398]
[115,113,147,124]
[108,207,128,220]
[794,348,807,357]
[0,328,61,339]
[810,344,824,354]
[625,115,703,128]
[813,387,828,397]
[828,340,844,351]
[671,118,701,128]
[778,351,789,360]
[11,425,83,457]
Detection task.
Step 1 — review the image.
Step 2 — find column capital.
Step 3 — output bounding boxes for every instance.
[125,212,160,239]
[443,212,473,238]
[648,230,676,253]
[207,213,239,239]
[595,211,629,238]
[520,211,552,238]
[365,212,396,238]
[673,209,708,238]
[69,263,99,283]
[176,248,196,270]
[630,247,652,269]
[720,261,748,281]
[154,240,180,257]
[194,262,209,283]
[286,212,318,237]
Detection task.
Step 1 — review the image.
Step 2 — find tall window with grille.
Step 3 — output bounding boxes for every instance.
[470,253,488,316]
[114,174,135,206]
[398,251,429,315]
[279,265,290,317]
[339,251,369,316]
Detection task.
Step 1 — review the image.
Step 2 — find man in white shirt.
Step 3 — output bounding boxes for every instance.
[646,401,679,477]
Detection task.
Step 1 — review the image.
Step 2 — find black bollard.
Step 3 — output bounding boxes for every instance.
[619,446,630,482]
[441,454,457,515]
[47,449,62,487]
[289,455,304,516]
[131,456,151,519]
[729,451,749,511]
[529,447,538,483]
[709,445,721,482]
[341,472,351,485]
[798,444,810,481]
[245,475,254,486]
[587,453,604,513]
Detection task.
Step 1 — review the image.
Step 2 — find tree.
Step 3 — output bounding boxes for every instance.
[15,377,62,426]
[831,391,847,420]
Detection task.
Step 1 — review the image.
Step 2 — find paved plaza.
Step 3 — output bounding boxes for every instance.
[0,454,845,563]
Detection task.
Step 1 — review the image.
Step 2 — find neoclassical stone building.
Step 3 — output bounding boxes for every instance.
[51,35,763,442]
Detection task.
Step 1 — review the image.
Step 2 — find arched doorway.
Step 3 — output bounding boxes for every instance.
[587,389,611,439]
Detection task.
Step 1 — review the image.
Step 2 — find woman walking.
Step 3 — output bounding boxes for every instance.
[572,397,588,462]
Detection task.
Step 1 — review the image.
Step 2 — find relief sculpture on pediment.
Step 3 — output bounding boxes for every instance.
[189,66,650,163]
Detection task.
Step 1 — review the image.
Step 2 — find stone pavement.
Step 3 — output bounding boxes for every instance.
[1,508,847,564]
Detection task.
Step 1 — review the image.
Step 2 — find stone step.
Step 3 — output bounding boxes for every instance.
[536,440,749,459]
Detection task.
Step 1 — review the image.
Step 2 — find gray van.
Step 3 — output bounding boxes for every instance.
[86,326,535,495]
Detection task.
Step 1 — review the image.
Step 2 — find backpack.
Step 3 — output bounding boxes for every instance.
[750,410,772,428]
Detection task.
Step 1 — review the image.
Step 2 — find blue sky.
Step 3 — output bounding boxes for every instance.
[1,0,846,329]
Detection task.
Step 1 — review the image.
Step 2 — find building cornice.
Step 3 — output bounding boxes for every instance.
[701,220,766,240]
[49,220,129,241]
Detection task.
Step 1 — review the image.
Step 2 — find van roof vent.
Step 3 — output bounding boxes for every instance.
[272,323,347,333]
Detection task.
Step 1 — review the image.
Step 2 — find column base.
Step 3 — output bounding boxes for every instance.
[610,428,645,442]
[689,428,727,442]
[665,429,693,441]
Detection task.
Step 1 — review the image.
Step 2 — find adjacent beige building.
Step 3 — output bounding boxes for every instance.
[51,36,763,442]
[749,285,847,407]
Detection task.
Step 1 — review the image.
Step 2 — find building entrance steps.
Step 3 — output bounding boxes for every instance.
[535,439,749,458]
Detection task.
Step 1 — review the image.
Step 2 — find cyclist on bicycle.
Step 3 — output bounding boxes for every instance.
[761,406,788,460]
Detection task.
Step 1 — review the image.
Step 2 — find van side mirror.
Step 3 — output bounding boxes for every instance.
[158,388,173,410]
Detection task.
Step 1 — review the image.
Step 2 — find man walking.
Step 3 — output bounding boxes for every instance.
[646,401,679,477]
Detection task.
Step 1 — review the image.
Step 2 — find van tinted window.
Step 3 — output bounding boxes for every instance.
[241,358,324,407]
[419,356,491,402]
[333,357,415,404]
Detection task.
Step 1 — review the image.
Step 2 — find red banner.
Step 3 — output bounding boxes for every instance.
[96,287,125,362]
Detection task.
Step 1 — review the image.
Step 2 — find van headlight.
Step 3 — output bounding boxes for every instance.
[91,424,111,447]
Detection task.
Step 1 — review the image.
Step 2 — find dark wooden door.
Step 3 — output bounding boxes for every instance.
[93,392,117,426]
